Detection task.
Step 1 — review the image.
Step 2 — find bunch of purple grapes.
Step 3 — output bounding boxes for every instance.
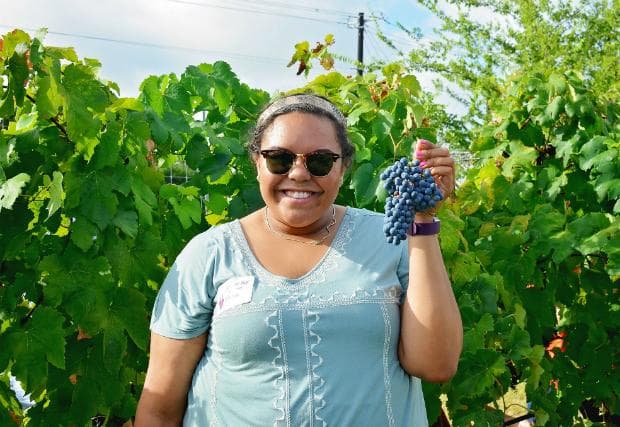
[380,158,443,244]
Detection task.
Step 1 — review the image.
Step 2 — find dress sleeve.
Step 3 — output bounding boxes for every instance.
[150,233,217,339]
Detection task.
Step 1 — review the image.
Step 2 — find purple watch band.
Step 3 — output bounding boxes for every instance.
[407,219,441,236]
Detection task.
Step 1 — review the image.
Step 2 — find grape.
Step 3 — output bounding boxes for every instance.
[380,158,443,245]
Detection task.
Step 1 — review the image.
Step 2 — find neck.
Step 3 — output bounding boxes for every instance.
[264,206,337,243]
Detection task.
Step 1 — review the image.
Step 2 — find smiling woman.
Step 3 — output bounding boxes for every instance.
[134,93,463,426]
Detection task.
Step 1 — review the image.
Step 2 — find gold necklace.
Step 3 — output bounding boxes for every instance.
[264,205,337,245]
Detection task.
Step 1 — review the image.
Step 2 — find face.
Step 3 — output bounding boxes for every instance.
[254,112,345,231]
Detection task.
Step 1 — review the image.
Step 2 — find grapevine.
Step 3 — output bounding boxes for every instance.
[380,157,443,244]
[1,29,618,426]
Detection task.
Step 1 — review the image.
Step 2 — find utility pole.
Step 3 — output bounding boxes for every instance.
[357,12,364,76]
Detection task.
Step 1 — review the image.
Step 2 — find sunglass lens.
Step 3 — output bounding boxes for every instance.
[306,153,334,176]
[265,151,294,174]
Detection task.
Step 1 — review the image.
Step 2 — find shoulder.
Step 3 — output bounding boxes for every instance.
[345,206,384,228]
[344,207,386,242]
[345,207,407,256]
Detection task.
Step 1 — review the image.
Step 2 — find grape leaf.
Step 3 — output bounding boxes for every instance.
[577,222,619,256]
[103,318,127,375]
[107,97,144,112]
[92,120,121,169]
[463,313,494,353]
[185,134,209,170]
[163,79,191,113]
[113,210,138,238]
[110,287,149,350]
[5,306,66,392]
[400,75,422,97]
[36,64,63,119]
[29,307,66,369]
[350,162,377,207]
[450,251,481,285]
[78,171,119,229]
[452,349,505,398]
[70,217,97,251]
[61,64,109,146]
[140,76,164,115]
[5,111,38,135]
[46,171,63,219]
[0,172,30,211]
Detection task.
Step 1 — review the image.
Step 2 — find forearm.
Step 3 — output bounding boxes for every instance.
[135,408,183,427]
[135,332,207,427]
[398,233,463,382]
[134,387,186,427]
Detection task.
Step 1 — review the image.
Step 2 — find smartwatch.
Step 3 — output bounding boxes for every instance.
[407,218,441,236]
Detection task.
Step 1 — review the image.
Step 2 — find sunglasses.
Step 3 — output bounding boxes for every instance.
[259,149,341,177]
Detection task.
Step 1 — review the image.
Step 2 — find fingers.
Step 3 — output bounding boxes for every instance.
[415,139,456,198]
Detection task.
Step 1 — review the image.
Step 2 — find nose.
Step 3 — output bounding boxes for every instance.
[287,154,311,180]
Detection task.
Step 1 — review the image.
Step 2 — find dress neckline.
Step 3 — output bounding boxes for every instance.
[230,207,352,285]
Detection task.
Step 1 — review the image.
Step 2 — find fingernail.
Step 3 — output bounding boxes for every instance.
[415,151,425,159]
[418,139,430,147]
[420,161,427,167]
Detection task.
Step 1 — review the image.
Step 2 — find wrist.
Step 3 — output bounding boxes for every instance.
[407,217,440,236]
[414,212,435,223]
[415,207,438,223]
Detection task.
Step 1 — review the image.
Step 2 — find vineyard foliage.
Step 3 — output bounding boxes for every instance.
[1,30,618,426]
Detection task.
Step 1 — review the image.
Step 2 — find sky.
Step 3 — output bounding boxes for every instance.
[1,0,442,99]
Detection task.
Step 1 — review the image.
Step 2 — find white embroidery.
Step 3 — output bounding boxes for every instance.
[278,311,292,427]
[381,304,396,427]
[209,333,222,427]
[213,286,402,321]
[267,310,291,427]
[308,311,326,426]
[302,310,315,427]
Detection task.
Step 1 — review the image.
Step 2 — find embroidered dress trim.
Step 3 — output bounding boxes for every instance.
[267,310,292,427]
[308,311,326,426]
[209,333,222,427]
[302,310,315,427]
[381,304,396,427]
[212,286,402,321]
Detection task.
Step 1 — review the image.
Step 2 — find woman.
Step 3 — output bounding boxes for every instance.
[135,93,463,426]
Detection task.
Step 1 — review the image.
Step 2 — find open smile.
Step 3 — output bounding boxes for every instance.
[283,190,315,199]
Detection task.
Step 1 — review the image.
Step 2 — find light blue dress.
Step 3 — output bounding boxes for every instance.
[150,207,429,426]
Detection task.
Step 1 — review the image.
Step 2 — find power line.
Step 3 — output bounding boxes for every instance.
[168,0,349,25]
[369,29,418,49]
[229,0,353,17]
[371,13,421,44]
[366,31,391,63]
[0,24,284,64]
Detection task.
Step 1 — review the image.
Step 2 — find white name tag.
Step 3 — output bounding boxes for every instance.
[213,276,254,317]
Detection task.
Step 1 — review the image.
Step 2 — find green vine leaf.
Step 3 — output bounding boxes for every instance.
[0,172,30,211]
[45,171,63,218]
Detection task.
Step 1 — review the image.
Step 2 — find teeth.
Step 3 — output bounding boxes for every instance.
[285,191,313,199]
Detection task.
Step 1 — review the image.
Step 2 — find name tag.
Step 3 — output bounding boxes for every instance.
[213,276,254,317]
